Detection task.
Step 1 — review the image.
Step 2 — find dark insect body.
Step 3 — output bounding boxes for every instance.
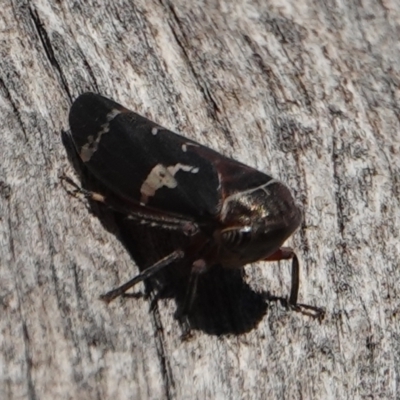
[68,92,323,323]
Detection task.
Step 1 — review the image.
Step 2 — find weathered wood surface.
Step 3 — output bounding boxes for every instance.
[1,1,400,399]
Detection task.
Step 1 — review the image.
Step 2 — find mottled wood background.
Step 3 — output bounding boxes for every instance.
[1,1,400,399]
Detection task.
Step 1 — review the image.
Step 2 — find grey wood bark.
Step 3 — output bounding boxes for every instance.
[1,0,400,399]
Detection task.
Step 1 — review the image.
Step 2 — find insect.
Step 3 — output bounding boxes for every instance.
[68,92,323,321]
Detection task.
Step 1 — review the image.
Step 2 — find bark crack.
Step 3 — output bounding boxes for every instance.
[28,7,72,102]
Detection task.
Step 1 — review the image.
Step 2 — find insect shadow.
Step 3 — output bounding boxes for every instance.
[62,130,286,336]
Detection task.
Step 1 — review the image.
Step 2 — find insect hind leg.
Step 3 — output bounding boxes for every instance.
[60,175,199,235]
[100,250,185,302]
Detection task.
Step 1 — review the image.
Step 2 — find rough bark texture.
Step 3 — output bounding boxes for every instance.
[1,1,400,399]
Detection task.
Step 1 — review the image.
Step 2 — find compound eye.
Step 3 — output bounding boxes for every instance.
[220,227,252,248]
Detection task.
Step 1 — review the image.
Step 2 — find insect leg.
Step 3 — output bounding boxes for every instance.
[264,247,325,320]
[174,259,206,315]
[173,259,209,339]
[60,175,198,235]
[264,247,299,304]
[100,249,185,302]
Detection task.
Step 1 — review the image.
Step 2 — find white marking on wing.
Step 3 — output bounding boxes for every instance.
[181,142,200,153]
[80,109,122,162]
[140,163,200,204]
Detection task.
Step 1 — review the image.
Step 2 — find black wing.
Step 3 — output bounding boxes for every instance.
[69,93,273,220]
